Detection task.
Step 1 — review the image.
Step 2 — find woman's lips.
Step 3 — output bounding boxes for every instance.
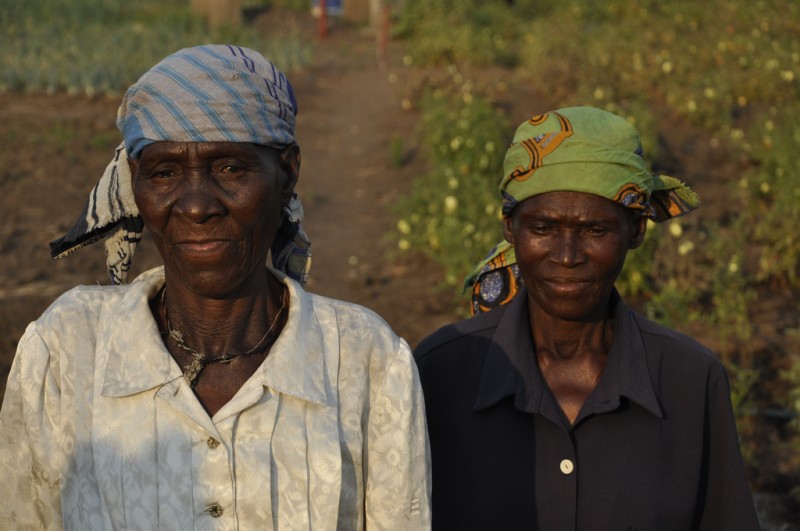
[542,277,591,295]
[175,240,231,256]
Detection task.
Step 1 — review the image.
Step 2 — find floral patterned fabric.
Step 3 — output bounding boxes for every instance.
[465,242,522,316]
[499,107,700,220]
[0,267,431,530]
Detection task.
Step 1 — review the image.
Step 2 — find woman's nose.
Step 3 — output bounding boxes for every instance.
[172,179,225,223]
[551,230,585,266]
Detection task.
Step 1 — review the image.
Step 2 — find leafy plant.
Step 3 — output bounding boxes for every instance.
[395,0,527,67]
[393,88,509,286]
[1,0,312,95]
[735,104,800,287]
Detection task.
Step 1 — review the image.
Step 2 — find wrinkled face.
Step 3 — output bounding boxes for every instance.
[130,141,296,298]
[503,191,646,322]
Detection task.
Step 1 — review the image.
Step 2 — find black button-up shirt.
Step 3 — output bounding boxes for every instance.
[414,290,760,530]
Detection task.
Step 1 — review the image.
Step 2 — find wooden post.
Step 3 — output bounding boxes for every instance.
[319,0,328,40]
[344,0,370,23]
[191,0,242,29]
[377,2,391,68]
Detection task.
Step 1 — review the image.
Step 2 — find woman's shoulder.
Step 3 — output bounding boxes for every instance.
[34,268,162,339]
[307,291,402,344]
[307,291,389,324]
[632,310,713,351]
[297,290,413,378]
[414,305,506,363]
[38,284,129,324]
[278,270,398,339]
[13,282,142,380]
[626,306,725,376]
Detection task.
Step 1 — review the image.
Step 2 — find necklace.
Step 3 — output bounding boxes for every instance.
[161,287,286,388]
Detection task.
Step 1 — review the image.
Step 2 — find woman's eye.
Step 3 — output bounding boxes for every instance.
[152,168,175,179]
[585,227,608,237]
[530,224,553,234]
[215,159,248,175]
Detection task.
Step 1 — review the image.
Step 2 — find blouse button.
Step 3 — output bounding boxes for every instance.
[207,437,220,449]
[560,459,575,475]
[207,503,224,518]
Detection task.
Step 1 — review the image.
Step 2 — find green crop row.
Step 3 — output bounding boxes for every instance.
[1,0,311,96]
[398,0,799,128]
[393,76,509,288]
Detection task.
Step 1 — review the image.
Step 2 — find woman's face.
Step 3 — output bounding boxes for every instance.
[503,191,646,323]
[130,141,296,298]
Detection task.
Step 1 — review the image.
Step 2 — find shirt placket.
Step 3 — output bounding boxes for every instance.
[154,379,236,531]
[192,423,235,531]
[559,431,578,531]
[535,415,579,530]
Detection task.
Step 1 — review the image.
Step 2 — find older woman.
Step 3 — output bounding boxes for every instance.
[414,107,760,530]
[0,45,430,530]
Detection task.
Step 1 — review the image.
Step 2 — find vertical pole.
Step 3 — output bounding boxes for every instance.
[377,1,390,68]
[319,0,328,39]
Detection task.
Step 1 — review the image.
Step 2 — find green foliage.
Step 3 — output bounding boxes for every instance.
[395,0,526,66]
[388,136,406,168]
[735,104,800,287]
[273,0,310,11]
[393,88,509,286]
[1,0,312,95]
[399,0,800,133]
[514,0,800,129]
[728,365,760,418]
[618,214,756,360]
[780,345,800,450]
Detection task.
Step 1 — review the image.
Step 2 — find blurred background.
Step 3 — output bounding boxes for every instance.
[1,0,798,527]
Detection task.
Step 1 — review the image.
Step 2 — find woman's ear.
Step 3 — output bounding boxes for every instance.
[502,216,515,246]
[629,215,648,249]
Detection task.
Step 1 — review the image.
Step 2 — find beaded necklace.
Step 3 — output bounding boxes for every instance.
[161,287,286,388]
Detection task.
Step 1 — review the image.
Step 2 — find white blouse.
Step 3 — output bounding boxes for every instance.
[0,267,431,530]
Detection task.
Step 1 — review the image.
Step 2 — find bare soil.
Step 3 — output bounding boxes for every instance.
[0,10,797,528]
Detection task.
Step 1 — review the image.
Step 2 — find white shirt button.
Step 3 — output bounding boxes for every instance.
[207,503,223,517]
[206,437,220,449]
[560,459,575,475]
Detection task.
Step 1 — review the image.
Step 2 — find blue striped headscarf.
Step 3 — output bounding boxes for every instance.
[50,45,312,286]
[119,44,298,158]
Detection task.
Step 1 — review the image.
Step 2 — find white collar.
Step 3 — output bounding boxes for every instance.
[100,267,333,408]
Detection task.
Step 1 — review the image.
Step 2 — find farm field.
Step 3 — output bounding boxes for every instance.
[1,1,798,527]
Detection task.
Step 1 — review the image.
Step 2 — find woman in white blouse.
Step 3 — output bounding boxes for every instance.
[0,45,431,530]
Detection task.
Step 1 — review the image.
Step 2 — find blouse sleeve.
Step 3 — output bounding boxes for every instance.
[364,339,432,530]
[0,324,63,530]
[698,362,761,530]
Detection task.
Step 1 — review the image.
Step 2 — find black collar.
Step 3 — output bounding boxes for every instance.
[473,289,663,427]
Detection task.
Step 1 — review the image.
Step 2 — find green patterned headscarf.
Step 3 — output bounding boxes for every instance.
[467,106,700,314]
[500,106,698,219]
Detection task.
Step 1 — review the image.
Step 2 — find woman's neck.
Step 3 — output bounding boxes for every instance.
[527,293,615,360]
[158,271,283,358]
[151,270,288,416]
[531,313,613,362]
[528,298,615,425]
